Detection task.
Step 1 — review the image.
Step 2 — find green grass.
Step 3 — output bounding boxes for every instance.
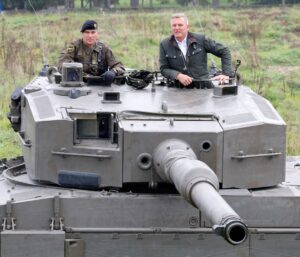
[0,7,300,158]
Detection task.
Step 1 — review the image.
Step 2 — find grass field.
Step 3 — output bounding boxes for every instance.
[0,6,300,158]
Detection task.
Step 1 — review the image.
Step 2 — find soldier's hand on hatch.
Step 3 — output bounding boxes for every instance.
[112,66,125,76]
[176,73,193,86]
[213,74,229,85]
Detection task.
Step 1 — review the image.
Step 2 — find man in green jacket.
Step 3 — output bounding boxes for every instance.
[159,13,233,88]
[58,20,125,85]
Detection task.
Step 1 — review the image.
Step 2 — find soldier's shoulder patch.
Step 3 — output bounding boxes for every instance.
[67,45,75,53]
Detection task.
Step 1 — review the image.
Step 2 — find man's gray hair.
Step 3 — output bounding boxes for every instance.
[171,13,189,25]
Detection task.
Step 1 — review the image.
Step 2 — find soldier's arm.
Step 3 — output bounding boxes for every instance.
[203,36,233,77]
[57,43,76,73]
[103,47,124,69]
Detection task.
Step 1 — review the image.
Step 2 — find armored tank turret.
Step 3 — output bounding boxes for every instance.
[2,63,300,257]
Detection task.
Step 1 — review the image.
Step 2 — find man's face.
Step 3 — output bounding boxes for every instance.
[82,29,98,47]
[171,17,189,42]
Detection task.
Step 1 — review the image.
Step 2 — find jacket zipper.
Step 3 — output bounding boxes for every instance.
[176,46,188,72]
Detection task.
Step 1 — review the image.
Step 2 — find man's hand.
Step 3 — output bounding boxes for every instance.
[176,73,193,86]
[112,66,125,76]
[213,74,229,85]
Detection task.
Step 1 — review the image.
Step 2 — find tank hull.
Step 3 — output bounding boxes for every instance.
[0,157,299,257]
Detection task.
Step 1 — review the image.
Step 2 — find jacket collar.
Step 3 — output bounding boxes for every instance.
[169,32,197,47]
[187,33,198,44]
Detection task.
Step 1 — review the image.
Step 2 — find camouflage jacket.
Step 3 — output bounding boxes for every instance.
[159,32,233,81]
[58,39,124,76]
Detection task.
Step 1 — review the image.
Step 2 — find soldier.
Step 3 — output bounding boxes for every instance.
[159,13,233,88]
[58,20,125,85]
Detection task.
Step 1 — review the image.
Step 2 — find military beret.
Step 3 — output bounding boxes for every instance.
[80,20,98,32]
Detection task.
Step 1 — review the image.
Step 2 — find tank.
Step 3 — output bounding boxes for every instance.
[2,62,300,257]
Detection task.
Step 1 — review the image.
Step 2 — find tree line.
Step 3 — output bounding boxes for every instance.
[0,0,299,11]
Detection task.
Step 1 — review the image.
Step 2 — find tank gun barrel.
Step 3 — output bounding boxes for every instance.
[153,139,248,245]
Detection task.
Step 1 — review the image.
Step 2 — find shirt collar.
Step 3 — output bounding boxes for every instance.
[82,39,99,52]
[175,36,187,46]
[170,33,196,46]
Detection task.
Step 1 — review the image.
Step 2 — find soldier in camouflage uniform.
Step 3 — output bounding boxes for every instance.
[159,13,233,88]
[58,20,125,85]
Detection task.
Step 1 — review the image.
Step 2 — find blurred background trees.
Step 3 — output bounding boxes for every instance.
[0,0,299,10]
